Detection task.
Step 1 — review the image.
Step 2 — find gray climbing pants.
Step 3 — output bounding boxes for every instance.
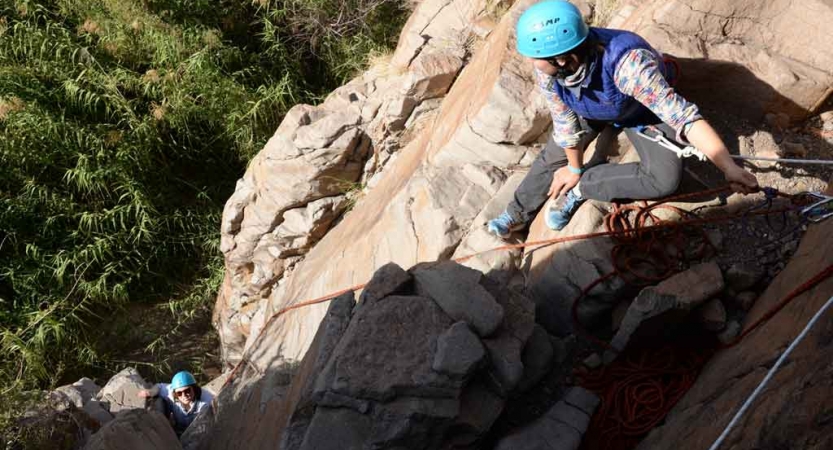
[506,119,684,224]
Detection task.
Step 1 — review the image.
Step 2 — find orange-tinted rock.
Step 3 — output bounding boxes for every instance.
[635,220,833,450]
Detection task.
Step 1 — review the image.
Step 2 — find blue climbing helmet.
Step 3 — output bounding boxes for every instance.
[170,371,197,391]
[516,0,589,58]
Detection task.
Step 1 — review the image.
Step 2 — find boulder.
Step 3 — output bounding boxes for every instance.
[53,377,101,409]
[413,261,505,337]
[725,262,765,292]
[731,291,758,311]
[494,387,599,450]
[448,379,506,446]
[83,400,114,426]
[12,403,99,450]
[180,403,213,450]
[97,367,150,414]
[696,298,728,332]
[432,322,487,378]
[605,262,724,361]
[357,262,412,306]
[83,409,181,450]
[239,261,538,450]
[517,325,555,393]
[314,294,458,401]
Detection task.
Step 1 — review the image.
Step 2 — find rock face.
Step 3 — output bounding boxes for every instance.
[206,262,539,449]
[213,0,504,367]
[622,0,833,123]
[217,0,550,371]
[83,409,181,450]
[210,0,833,444]
[635,220,833,450]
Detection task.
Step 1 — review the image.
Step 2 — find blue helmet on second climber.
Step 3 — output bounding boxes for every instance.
[516,0,589,58]
[170,370,197,391]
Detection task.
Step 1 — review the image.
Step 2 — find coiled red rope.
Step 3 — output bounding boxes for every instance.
[577,339,712,450]
[571,188,833,450]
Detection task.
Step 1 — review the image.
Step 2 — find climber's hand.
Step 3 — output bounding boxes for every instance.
[548,167,581,199]
[137,389,151,398]
[724,165,759,194]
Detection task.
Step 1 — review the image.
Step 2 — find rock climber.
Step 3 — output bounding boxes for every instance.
[487,0,759,238]
[137,370,214,436]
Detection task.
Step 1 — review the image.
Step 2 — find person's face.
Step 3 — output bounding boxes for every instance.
[174,386,195,406]
[533,52,582,78]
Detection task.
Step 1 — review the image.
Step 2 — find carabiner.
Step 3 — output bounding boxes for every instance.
[799,192,833,223]
[634,126,708,161]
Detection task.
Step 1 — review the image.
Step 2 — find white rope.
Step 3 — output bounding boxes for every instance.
[731,155,833,165]
[708,293,833,450]
[635,126,833,165]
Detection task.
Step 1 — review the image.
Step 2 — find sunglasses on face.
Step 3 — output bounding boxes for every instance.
[174,387,193,397]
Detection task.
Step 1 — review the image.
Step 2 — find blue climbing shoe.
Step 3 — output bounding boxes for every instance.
[546,189,586,231]
[487,211,524,238]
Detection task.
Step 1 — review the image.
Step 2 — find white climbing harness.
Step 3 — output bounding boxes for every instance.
[635,125,707,161]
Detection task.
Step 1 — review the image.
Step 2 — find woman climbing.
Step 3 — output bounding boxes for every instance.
[487,0,759,238]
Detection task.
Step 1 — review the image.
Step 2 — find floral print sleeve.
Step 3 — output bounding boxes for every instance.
[534,67,585,148]
[613,48,702,141]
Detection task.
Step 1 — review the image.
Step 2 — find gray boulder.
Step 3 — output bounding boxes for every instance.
[413,261,505,337]
[83,409,181,450]
[97,367,150,414]
[53,377,101,409]
[83,400,114,426]
[517,325,555,393]
[494,387,600,450]
[606,262,724,362]
[433,322,487,378]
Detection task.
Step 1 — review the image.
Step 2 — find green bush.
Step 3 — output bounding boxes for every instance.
[0,0,407,390]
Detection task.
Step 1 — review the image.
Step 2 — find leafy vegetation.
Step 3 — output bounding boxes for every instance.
[0,0,407,393]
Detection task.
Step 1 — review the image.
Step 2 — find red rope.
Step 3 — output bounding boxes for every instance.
[221,283,366,389]
[572,189,832,450]
[577,341,716,450]
[220,185,813,409]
